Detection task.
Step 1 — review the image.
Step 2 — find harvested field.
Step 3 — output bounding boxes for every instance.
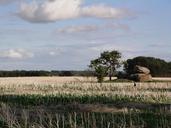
[0,76,170,85]
[153,77,171,81]
[0,77,171,128]
[0,76,97,85]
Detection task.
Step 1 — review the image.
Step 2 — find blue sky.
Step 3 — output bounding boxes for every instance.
[0,0,171,70]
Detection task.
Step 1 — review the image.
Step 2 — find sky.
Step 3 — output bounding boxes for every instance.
[0,0,171,70]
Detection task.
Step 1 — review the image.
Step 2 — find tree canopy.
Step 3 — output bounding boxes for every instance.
[124,56,171,77]
[90,50,122,82]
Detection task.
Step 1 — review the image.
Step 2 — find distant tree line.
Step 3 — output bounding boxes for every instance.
[0,70,94,77]
[0,52,171,78]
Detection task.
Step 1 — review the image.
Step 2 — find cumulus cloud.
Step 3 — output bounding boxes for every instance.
[19,0,81,23]
[0,49,34,59]
[18,0,134,23]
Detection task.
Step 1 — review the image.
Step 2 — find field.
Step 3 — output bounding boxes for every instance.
[0,77,171,128]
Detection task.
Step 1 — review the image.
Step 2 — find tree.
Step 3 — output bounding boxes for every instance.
[124,56,171,77]
[89,58,108,82]
[169,62,171,73]
[89,50,122,82]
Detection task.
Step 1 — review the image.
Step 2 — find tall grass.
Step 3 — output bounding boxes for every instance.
[0,104,171,128]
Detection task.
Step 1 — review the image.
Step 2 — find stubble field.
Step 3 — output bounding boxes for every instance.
[0,77,171,128]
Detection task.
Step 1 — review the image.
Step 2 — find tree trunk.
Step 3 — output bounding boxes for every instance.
[109,66,112,81]
[109,75,112,81]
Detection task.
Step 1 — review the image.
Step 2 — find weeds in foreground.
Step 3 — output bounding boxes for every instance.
[0,104,171,128]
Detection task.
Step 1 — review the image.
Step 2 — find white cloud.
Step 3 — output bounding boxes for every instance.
[18,0,134,23]
[89,43,137,54]
[106,23,130,31]
[56,23,130,34]
[0,0,18,5]
[0,49,34,59]
[48,48,64,56]
[49,51,56,56]
[18,0,81,23]
[57,25,98,33]
[81,4,131,19]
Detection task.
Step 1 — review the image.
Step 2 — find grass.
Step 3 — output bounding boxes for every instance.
[0,93,169,107]
[0,104,170,128]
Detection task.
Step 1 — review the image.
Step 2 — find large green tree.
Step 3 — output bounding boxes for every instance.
[90,50,122,82]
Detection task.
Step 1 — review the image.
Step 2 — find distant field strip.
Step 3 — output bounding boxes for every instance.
[0,77,97,85]
[153,77,171,81]
[0,76,171,85]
